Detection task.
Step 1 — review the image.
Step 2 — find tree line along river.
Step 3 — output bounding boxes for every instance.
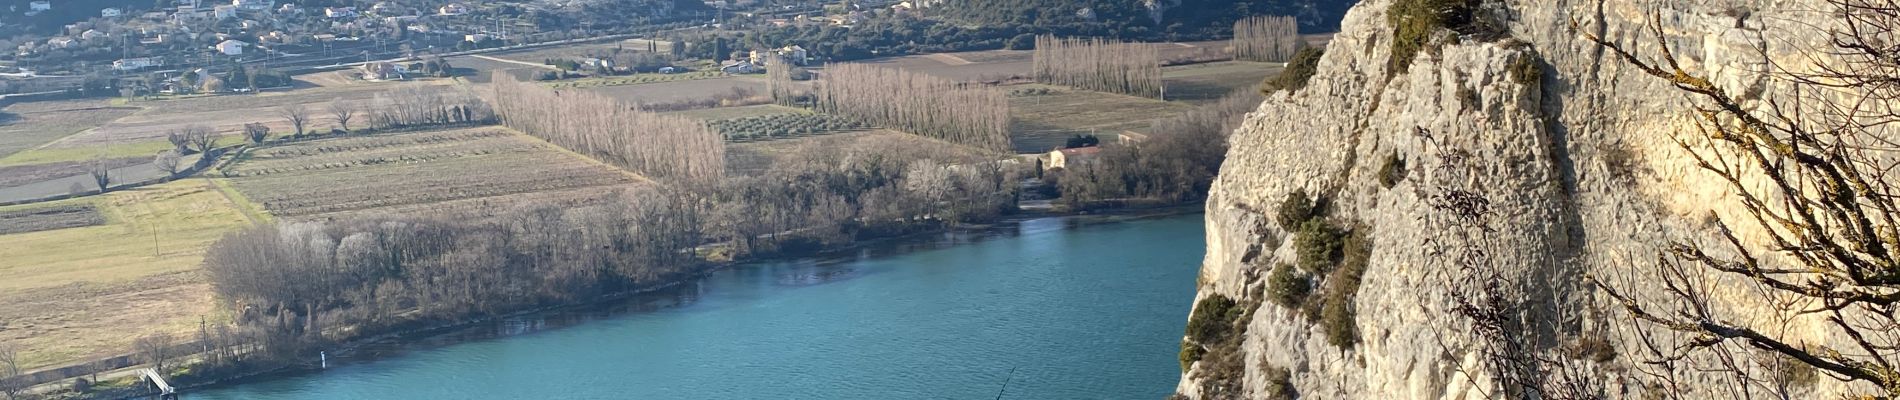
[187,213,1206,399]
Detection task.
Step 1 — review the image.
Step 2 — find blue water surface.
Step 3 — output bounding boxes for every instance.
[188,214,1205,400]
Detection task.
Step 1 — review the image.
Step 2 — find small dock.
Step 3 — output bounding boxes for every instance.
[138,368,177,399]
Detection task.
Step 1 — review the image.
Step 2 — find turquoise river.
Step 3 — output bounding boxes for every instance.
[187,213,1205,399]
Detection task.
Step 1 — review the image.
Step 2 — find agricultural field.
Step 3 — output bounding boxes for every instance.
[0,99,139,161]
[444,55,541,83]
[0,204,105,235]
[0,157,143,188]
[487,39,668,65]
[861,51,1033,82]
[546,70,727,89]
[225,127,642,219]
[583,76,772,105]
[0,180,254,369]
[707,112,866,141]
[0,78,461,167]
[665,104,805,120]
[1162,61,1280,104]
[725,129,997,176]
[1006,84,1194,153]
[858,41,1237,83]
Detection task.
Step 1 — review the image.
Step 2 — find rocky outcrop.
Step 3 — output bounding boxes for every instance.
[1179,0,1848,398]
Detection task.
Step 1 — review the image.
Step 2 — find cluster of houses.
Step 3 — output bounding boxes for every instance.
[717,45,809,74]
[15,0,504,74]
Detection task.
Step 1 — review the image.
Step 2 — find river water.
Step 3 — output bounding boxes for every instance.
[187,213,1205,399]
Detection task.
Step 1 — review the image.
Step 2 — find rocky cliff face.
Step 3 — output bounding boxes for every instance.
[1179,0,1846,398]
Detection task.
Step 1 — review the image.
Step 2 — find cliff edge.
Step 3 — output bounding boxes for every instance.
[1178,0,1845,398]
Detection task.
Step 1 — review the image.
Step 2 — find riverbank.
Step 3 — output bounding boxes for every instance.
[185,212,1208,399]
[34,203,1205,400]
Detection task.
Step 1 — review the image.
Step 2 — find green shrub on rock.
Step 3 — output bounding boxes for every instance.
[1186,295,1239,344]
[1267,263,1311,308]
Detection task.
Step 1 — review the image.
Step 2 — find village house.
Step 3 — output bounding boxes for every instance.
[368,2,398,15]
[778,45,809,65]
[46,37,77,49]
[232,0,274,11]
[438,3,470,16]
[464,33,488,43]
[28,1,50,12]
[720,60,760,74]
[324,7,356,19]
[215,40,246,56]
[213,5,238,19]
[102,8,123,18]
[360,61,405,81]
[80,29,109,42]
[114,57,164,71]
[1045,146,1102,170]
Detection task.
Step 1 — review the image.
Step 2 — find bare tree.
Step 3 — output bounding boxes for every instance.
[243,122,270,145]
[329,99,356,133]
[1233,15,1302,62]
[184,125,220,154]
[89,153,112,194]
[491,73,723,183]
[166,129,191,154]
[1032,35,1165,98]
[811,64,1012,152]
[279,104,309,138]
[154,149,181,177]
[0,343,22,400]
[134,333,174,373]
[1582,3,1900,397]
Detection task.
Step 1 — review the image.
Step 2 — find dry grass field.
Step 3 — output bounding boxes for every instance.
[0,181,255,369]
[61,80,458,147]
[724,129,997,176]
[226,127,642,219]
[860,52,1033,82]
[581,76,771,105]
[546,70,727,89]
[1162,61,1279,104]
[488,40,661,64]
[0,99,139,160]
[664,104,805,120]
[0,204,105,235]
[0,78,461,167]
[0,157,143,188]
[1006,84,1193,153]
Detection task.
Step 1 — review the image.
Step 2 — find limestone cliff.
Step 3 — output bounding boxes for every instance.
[1178,0,1848,398]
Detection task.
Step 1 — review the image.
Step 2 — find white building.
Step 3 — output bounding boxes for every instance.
[232,0,273,11]
[324,7,355,18]
[114,57,164,71]
[28,1,50,12]
[438,3,469,15]
[213,5,238,19]
[215,40,246,56]
[101,8,123,18]
[46,37,77,48]
[80,29,108,41]
[464,33,487,43]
